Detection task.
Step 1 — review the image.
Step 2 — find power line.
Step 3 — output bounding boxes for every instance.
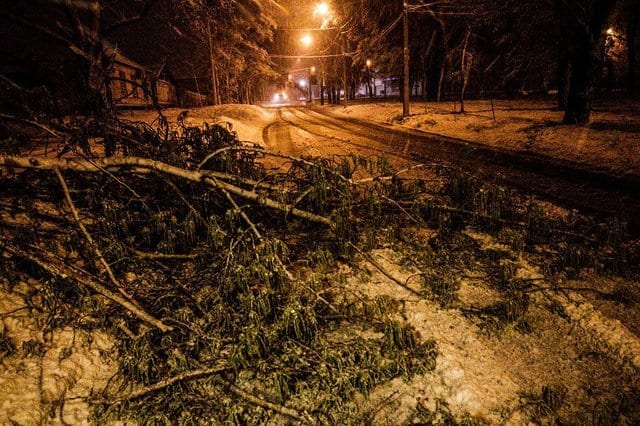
[269,53,354,59]
[274,27,340,31]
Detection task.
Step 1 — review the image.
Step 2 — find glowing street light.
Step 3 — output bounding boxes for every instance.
[299,79,308,88]
[314,2,330,17]
[311,66,317,73]
[300,34,313,47]
[366,59,373,68]
[607,27,615,36]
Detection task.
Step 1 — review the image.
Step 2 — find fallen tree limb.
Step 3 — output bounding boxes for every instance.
[216,378,317,425]
[348,242,422,297]
[0,113,62,138]
[110,360,230,403]
[55,168,139,305]
[128,247,198,260]
[0,241,173,332]
[107,359,316,424]
[197,146,352,184]
[0,155,336,228]
[220,186,339,315]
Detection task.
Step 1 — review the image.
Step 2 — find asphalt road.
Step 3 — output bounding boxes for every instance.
[264,106,640,234]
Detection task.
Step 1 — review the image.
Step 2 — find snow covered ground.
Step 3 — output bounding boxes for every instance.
[125,100,640,179]
[325,99,640,176]
[124,104,275,145]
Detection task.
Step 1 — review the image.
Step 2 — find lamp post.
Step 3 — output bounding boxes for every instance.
[311,2,348,106]
[365,58,374,99]
[342,36,348,107]
[309,66,316,105]
[403,1,410,117]
[298,34,315,105]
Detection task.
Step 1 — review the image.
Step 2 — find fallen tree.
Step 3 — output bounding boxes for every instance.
[1,101,639,423]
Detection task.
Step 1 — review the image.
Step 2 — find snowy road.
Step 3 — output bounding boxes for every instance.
[264,106,640,234]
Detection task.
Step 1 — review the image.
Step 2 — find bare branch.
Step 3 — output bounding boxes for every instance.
[348,242,422,297]
[102,0,161,35]
[55,168,139,305]
[0,155,336,228]
[0,12,91,61]
[110,361,230,403]
[0,242,173,332]
[0,113,62,138]
[219,378,317,425]
[128,248,198,260]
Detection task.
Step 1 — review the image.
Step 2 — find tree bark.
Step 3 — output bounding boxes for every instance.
[561,0,617,125]
[207,21,221,105]
[402,3,410,117]
[459,30,472,114]
[557,40,571,109]
[563,42,597,124]
[627,0,640,96]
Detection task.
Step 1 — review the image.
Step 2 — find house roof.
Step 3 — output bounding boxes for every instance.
[103,41,149,72]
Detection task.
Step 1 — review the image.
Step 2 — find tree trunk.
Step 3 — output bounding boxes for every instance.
[459,30,471,114]
[563,46,595,124]
[421,30,437,102]
[207,21,221,105]
[562,0,617,125]
[437,63,445,102]
[557,43,571,109]
[627,0,640,96]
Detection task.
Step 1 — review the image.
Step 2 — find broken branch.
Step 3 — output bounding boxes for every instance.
[0,241,173,332]
[55,168,139,305]
[0,155,336,228]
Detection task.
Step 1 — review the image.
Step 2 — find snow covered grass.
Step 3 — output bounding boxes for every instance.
[123,104,276,145]
[327,99,640,176]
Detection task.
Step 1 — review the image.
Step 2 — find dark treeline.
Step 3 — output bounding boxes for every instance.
[1,0,638,124]
[335,0,638,124]
[0,0,282,111]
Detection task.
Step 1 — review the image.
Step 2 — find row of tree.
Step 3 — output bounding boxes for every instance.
[324,0,639,124]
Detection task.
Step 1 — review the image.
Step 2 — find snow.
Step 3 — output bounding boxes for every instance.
[123,104,276,145]
[125,99,640,179]
[0,279,117,425]
[347,242,640,423]
[326,99,640,176]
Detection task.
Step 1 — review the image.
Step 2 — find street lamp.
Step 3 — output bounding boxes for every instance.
[314,2,330,17]
[365,59,374,99]
[300,34,313,48]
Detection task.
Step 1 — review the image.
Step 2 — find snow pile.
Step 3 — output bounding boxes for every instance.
[124,104,276,146]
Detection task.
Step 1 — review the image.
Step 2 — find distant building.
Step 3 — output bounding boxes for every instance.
[104,43,183,108]
[104,43,152,108]
[148,63,178,106]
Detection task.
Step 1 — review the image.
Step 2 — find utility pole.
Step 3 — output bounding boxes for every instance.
[308,67,312,105]
[342,35,349,107]
[402,1,410,117]
[320,63,325,105]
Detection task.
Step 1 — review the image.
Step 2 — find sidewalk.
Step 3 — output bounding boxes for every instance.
[326,99,640,177]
